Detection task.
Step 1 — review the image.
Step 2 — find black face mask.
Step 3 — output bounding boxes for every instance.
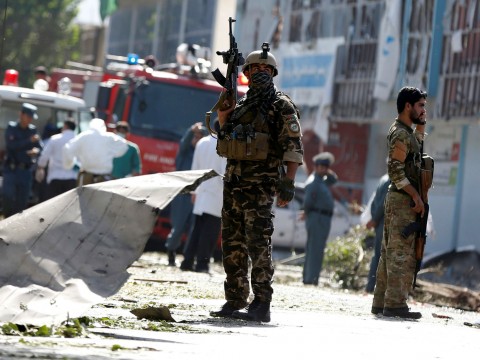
[250,71,273,88]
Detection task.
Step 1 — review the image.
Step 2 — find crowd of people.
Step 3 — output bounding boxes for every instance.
[1,105,141,218]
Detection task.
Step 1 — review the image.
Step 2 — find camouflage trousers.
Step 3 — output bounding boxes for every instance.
[372,191,417,309]
[221,178,275,306]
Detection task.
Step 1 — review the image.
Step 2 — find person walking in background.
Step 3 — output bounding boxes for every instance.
[372,86,429,320]
[111,121,142,179]
[34,123,60,203]
[165,122,208,266]
[63,118,127,186]
[365,173,390,293]
[302,152,337,285]
[180,133,227,273]
[2,103,42,217]
[35,119,78,200]
[210,44,304,322]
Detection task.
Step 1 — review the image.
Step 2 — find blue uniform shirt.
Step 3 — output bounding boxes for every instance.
[4,121,42,168]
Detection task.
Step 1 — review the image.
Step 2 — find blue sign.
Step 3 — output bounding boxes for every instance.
[280,54,333,88]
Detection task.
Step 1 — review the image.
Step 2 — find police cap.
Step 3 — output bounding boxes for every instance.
[21,103,38,120]
[313,152,334,167]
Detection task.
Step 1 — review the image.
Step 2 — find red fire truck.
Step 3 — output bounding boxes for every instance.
[76,47,247,241]
[94,49,246,175]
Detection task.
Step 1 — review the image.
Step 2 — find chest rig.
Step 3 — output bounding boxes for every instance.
[217,104,272,161]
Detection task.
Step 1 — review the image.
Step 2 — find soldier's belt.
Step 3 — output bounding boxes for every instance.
[217,132,269,160]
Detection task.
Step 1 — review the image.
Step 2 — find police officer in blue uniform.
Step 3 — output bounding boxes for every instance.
[2,103,42,217]
[303,152,337,285]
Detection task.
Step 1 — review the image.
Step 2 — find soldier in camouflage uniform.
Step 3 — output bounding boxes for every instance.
[371,87,428,320]
[210,44,304,322]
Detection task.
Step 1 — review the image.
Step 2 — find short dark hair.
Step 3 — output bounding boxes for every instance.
[396,86,427,113]
[64,119,76,131]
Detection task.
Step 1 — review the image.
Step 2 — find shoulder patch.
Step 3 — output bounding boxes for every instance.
[286,115,300,133]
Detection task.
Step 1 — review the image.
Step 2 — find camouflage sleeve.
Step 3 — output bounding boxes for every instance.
[388,128,412,189]
[276,96,303,164]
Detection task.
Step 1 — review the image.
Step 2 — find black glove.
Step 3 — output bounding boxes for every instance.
[277,177,295,202]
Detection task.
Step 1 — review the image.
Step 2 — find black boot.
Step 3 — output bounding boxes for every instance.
[167,251,176,266]
[180,258,194,271]
[210,301,245,318]
[232,298,271,323]
[371,306,383,315]
[383,306,422,319]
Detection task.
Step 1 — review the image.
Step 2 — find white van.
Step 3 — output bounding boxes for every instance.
[0,85,92,210]
[0,85,92,160]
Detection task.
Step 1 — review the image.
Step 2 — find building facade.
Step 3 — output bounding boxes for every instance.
[235,0,480,256]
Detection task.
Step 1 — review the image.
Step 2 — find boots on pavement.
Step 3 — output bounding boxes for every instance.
[383,306,422,319]
[210,301,246,318]
[232,298,271,323]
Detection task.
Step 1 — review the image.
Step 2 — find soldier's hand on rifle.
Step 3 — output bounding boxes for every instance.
[217,96,236,127]
[411,193,425,218]
[402,184,425,218]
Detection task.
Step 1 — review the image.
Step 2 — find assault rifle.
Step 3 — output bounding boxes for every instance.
[401,148,434,289]
[205,17,245,135]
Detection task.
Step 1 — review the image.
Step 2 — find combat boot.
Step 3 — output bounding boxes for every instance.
[383,306,422,319]
[232,298,271,323]
[210,301,245,318]
[371,306,383,315]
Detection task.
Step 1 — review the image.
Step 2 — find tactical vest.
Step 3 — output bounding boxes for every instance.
[217,92,293,161]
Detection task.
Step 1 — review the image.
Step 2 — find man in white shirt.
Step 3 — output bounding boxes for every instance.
[180,134,227,273]
[63,118,128,186]
[35,119,78,199]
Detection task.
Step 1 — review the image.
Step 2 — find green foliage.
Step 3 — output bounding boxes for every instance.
[111,344,124,351]
[55,318,85,338]
[0,0,82,86]
[1,323,21,336]
[0,318,86,338]
[323,225,374,290]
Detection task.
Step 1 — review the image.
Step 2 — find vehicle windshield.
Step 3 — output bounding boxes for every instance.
[128,80,220,142]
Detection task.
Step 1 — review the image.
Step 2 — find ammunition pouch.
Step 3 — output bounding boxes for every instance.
[217,132,269,160]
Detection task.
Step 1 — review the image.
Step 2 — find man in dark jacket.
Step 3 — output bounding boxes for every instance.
[2,103,42,217]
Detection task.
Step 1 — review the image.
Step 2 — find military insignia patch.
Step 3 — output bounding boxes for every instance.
[287,118,300,133]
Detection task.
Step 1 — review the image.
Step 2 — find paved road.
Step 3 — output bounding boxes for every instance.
[0,252,479,359]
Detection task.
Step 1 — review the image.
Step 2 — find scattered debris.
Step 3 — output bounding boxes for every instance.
[432,313,453,320]
[133,278,188,284]
[414,279,480,312]
[463,321,480,329]
[130,306,176,322]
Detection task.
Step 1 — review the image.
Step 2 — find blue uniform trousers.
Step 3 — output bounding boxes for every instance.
[165,193,193,252]
[303,212,332,285]
[2,168,33,218]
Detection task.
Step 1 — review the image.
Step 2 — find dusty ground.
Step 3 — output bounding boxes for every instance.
[113,252,478,323]
[0,251,479,359]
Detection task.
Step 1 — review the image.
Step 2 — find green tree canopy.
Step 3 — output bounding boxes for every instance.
[0,0,81,87]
